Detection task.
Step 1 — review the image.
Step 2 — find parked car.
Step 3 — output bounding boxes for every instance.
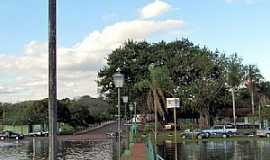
[256,127,270,137]
[28,131,48,137]
[164,123,175,130]
[0,131,24,140]
[28,131,42,136]
[183,129,209,138]
[201,124,237,137]
[42,131,48,136]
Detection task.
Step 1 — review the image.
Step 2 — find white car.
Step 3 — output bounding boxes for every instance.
[201,124,237,137]
[256,127,270,137]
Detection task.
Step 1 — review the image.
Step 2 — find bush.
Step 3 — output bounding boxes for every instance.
[60,123,75,135]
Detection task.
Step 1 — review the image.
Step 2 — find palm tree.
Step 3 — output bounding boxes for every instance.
[135,64,173,154]
[135,64,173,120]
[244,65,263,115]
[227,53,244,125]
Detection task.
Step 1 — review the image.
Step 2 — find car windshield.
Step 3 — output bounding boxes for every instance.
[226,125,235,129]
[213,126,223,129]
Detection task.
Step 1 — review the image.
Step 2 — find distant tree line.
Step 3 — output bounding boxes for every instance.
[97,39,270,127]
[0,95,113,129]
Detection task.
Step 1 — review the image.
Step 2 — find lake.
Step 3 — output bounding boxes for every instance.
[2,138,270,160]
[0,138,115,160]
[158,139,270,160]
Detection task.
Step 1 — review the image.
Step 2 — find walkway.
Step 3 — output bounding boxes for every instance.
[131,143,147,160]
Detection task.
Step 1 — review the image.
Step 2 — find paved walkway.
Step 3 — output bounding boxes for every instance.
[131,143,147,160]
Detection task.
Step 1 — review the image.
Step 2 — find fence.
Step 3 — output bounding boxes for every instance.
[75,120,116,135]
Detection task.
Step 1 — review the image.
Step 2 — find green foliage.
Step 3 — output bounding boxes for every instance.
[0,96,113,129]
[97,38,270,127]
[227,53,244,88]
[143,123,155,133]
[60,123,75,135]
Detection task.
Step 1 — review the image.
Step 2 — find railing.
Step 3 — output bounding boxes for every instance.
[74,120,116,135]
[146,135,155,160]
[145,134,165,160]
[156,154,165,160]
[121,123,165,160]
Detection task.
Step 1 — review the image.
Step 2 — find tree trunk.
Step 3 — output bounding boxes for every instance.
[251,88,255,115]
[232,88,236,125]
[199,107,209,128]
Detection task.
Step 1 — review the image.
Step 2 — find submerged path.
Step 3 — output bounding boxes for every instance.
[131,143,147,160]
[58,120,127,141]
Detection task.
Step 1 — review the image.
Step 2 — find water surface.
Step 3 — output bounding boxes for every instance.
[0,138,114,160]
[158,139,270,160]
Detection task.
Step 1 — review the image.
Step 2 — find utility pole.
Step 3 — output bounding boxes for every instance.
[48,0,57,159]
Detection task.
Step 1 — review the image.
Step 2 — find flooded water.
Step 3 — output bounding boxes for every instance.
[0,138,114,160]
[158,139,270,160]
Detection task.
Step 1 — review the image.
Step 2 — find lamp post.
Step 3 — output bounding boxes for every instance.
[113,68,124,160]
[134,102,137,124]
[129,103,134,120]
[122,96,128,122]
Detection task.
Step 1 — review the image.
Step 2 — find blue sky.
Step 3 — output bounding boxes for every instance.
[0,0,269,102]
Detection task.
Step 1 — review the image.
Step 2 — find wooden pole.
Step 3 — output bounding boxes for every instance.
[48,0,57,159]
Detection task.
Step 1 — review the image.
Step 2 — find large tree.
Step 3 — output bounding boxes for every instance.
[98,39,228,127]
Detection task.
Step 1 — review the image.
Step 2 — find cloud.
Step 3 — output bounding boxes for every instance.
[225,0,255,4]
[0,18,184,102]
[140,0,171,19]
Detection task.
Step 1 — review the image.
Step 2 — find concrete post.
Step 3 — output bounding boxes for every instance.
[48,0,58,159]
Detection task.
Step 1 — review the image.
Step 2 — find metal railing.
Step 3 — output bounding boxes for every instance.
[145,134,165,160]
[156,154,165,160]
[75,120,116,135]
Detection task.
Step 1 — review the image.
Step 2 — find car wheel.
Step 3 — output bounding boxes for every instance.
[206,132,211,138]
[197,134,202,139]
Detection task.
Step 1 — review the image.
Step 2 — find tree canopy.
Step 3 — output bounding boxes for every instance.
[0,95,113,129]
[98,39,270,127]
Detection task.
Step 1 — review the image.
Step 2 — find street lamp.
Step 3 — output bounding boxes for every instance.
[129,103,134,121]
[134,102,137,124]
[113,68,124,160]
[122,96,128,122]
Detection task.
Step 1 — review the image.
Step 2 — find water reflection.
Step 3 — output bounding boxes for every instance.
[0,138,114,160]
[158,139,270,160]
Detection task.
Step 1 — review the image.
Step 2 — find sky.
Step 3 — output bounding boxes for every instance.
[0,0,269,102]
